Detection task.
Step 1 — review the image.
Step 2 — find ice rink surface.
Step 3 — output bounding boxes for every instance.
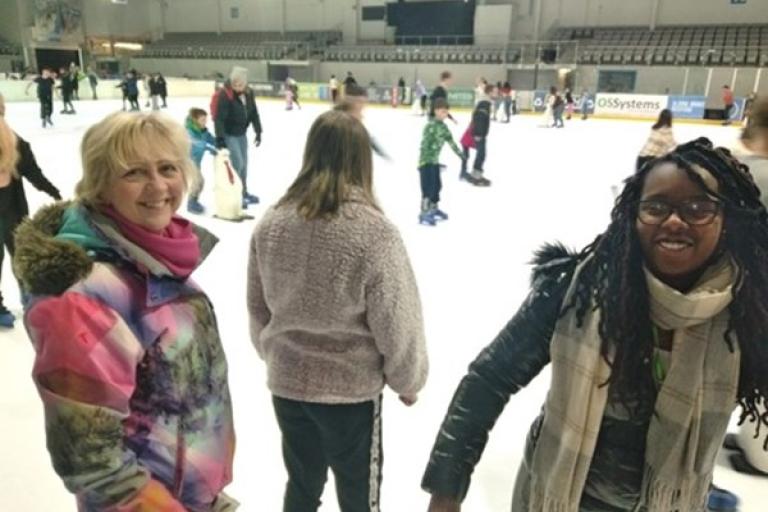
[1,96,765,511]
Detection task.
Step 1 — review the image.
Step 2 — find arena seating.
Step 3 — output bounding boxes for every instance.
[0,37,20,57]
[135,31,341,61]
[322,45,508,64]
[552,25,768,66]
[132,25,768,67]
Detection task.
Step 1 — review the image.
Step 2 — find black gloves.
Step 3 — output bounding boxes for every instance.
[215,137,227,150]
[254,133,262,147]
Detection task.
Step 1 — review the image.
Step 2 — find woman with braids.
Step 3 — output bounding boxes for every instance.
[422,137,768,512]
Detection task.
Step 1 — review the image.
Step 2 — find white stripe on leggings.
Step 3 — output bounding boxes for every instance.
[368,395,382,512]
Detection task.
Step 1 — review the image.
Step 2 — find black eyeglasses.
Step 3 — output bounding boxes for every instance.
[637,199,722,226]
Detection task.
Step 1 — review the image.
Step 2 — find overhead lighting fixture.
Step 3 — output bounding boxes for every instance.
[115,42,144,50]
[101,42,143,50]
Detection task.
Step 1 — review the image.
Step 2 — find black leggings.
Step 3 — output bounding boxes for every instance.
[273,395,383,512]
[39,96,53,119]
[0,216,20,312]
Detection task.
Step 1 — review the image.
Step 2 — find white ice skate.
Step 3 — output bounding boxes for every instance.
[213,149,252,222]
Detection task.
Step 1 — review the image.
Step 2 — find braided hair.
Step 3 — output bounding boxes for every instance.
[567,137,768,446]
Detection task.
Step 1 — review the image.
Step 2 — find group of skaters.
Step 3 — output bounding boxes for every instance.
[2,58,768,512]
[25,64,100,126]
[117,69,169,112]
[24,64,167,127]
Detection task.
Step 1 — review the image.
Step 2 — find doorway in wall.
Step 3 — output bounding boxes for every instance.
[35,48,79,73]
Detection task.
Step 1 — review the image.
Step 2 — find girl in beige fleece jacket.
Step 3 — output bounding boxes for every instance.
[247,110,428,512]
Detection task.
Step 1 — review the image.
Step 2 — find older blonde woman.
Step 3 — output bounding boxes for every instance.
[14,111,237,511]
[0,92,60,328]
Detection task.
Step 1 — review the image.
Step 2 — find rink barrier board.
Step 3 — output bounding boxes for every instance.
[1,78,745,126]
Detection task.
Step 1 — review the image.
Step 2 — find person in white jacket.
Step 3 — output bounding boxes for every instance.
[637,109,677,170]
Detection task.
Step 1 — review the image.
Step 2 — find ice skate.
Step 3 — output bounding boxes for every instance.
[431,208,448,221]
[469,170,492,187]
[419,211,436,226]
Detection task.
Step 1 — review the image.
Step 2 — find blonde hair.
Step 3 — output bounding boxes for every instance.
[277,110,378,220]
[76,111,194,205]
[0,93,19,179]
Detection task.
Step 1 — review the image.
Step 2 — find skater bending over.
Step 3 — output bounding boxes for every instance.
[460,84,493,186]
[423,138,768,512]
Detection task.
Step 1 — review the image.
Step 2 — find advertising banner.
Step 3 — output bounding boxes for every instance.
[532,90,547,112]
[667,95,707,119]
[446,89,475,109]
[298,83,322,101]
[594,93,667,118]
[249,81,281,98]
[729,98,747,121]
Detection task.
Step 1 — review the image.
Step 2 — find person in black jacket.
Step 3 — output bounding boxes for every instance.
[148,73,163,111]
[429,71,451,119]
[158,73,168,108]
[343,71,357,96]
[429,71,456,124]
[57,67,76,114]
[214,66,263,206]
[25,68,55,127]
[423,138,768,512]
[0,93,61,327]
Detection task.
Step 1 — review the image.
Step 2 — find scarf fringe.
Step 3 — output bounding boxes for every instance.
[528,476,580,512]
[640,465,710,512]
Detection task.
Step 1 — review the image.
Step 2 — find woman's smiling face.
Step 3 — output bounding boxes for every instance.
[635,162,724,291]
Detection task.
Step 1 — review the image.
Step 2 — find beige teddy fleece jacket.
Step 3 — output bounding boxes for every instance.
[247,197,428,404]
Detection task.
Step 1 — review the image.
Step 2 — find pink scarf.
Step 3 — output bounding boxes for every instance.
[101,206,200,279]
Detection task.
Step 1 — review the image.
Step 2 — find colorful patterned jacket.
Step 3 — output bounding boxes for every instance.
[13,202,237,512]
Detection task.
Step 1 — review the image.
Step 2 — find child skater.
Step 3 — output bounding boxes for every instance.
[25,68,55,128]
[185,107,218,214]
[57,67,76,114]
[459,84,493,186]
[418,98,464,226]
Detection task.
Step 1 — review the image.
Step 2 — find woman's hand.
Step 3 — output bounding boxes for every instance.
[398,394,418,406]
[428,494,460,512]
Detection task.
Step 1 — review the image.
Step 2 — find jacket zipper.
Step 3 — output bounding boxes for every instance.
[173,420,186,497]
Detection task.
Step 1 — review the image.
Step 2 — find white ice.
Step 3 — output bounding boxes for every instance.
[0,96,765,511]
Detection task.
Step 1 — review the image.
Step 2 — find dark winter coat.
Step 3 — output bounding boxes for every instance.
[214,83,262,139]
[158,75,168,97]
[429,85,448,117]
[126,76,139,96]
[421,244,662,512]
[148,77,163,96]
[471,100,492,138]
[34,77,54,99]
[0,135,61,223]
[58,73,75,96]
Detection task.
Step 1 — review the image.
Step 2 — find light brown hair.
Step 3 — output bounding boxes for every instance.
[188,107,207,119]
[277,110,378,220]
[742,96,768,142]
[76,111,194,205]
[0,93,19,179]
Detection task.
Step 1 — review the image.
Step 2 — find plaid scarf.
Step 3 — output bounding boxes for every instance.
[528,256,740,512]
